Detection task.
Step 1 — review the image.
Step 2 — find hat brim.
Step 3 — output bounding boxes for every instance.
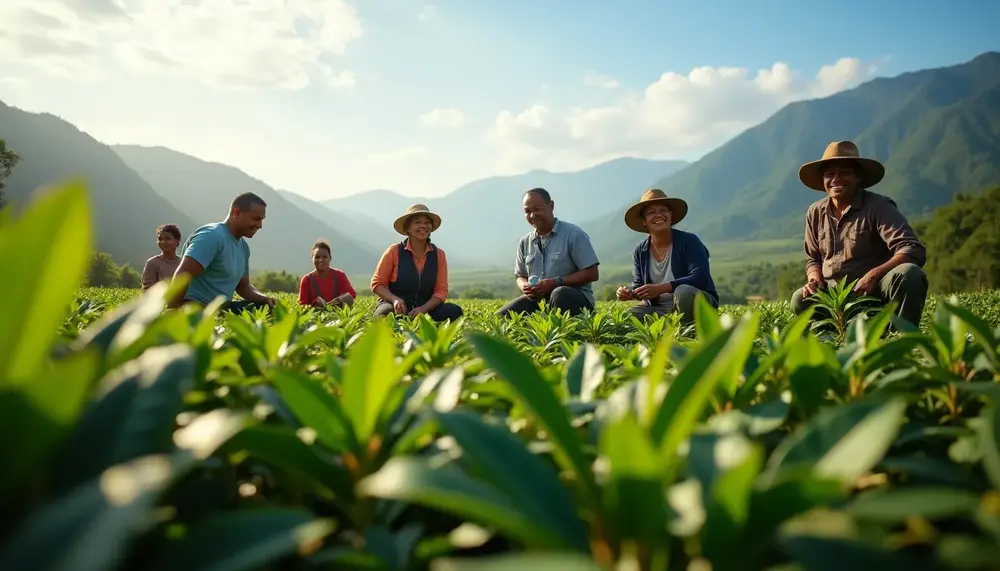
[393,211,442,235]
[798,156,885,192]
[624,197,688,233]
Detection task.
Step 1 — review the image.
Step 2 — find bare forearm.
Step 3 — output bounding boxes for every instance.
[874,253,910,278]
[422,297,443,311]
[373,285,400,303]
[561,266,598,287]
[238,282,268,302]
[335,293,355,306]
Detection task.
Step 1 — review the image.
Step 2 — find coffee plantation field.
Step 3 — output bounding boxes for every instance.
[5,181,1000,571]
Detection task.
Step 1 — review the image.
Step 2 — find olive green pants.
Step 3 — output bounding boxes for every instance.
[789,263,929,328]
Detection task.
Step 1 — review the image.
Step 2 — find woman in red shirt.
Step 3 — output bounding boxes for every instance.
[298,240,357,308]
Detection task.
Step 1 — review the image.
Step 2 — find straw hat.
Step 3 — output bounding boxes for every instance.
[623,188,688,233]
[798,140,885,192]
[393,204,442,235]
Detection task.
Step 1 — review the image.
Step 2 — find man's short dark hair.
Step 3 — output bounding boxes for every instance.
[524,187,552,203]
[231,192,267,212]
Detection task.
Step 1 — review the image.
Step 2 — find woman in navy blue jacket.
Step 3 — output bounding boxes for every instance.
[616,188,719,324]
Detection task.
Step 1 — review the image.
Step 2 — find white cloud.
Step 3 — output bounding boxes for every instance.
[583,71,619,90]
[419,107,467,129]
[0,0,362,91]
[489,57,882,172]
[418,4,437,21]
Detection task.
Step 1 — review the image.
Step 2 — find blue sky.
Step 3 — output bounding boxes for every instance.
[0,0,997,200]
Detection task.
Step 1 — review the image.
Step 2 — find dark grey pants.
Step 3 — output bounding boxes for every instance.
[496,286,594,317]
[374,300,464,322]
[789,263,928,327]
[625,284,716,324]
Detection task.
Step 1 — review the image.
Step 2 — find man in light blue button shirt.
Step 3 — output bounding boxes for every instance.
[497,188,601,317]
[168,192,276,313]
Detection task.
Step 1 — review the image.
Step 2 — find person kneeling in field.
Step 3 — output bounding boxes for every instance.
[791,141,929,328]
[615,188,719,324]
[370,204,464,322]
[298,240,356,309]
[141,223,182,291]
[168,192,276,312]
[497,188,601,317]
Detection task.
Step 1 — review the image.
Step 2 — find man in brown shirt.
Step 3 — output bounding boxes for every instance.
[790,141,928,327]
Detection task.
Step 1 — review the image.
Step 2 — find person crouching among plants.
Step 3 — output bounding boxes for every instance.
[615,188,719,325]
[297,240,357,309]
[141,223,182,291]
[370,204,464,323]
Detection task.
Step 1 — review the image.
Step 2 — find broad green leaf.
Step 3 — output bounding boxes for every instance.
[562,343,604,402]
[941,301,1000,369]
[743,470,844,556]
[224,424,354,504]
[759,397,907,488]
[0,179,92,380]
[845,486,980,523]
[701,443,764,571]
[358,456,572,550]
[436,410,589,552]
[147,509,335,571]
[979,405,1000,490]
[785,336,833,417]
[431,552,604,571]
[55,344,195,490]
[0,349,99,505]
[0,454,183,571]
[598,412,668,547]
[467,333,601,511]
[341,318,401,443]
[271,368,360,455]
[694,294,723,341]
[650,312,759,477]
[705,400,789,437]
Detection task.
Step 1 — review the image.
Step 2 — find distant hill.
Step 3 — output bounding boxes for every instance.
[276,189,399,252]
[0,101,197,268]
[111,145,381,275]
[585,51,1000,262]
[321,157,688,265]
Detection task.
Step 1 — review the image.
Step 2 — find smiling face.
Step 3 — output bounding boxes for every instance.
[641,203,673,233]
[312,245,331,272]
[821,160,860,202]
[522,191,554,232]
[406,214,433,240]
[232,203,266,238]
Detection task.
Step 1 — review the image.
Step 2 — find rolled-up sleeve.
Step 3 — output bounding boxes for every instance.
[875,201,926,266]
[370,246,397,292]
[804,208,822,274]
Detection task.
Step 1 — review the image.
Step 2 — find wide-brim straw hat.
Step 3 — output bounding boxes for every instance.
[798,140,885,192]
[624,188,688,233]
[393,203,442,236]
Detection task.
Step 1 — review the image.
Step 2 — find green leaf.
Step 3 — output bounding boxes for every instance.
[341,318,402,443]
[0,179,92,381]
[598,412,668,547]
[0,349,99,505]
[466,333,601,511]
[435,410,589,551]
[0,454,184,571]
[147,509,335,571]
[785,336,833,417]
[55,344,195,490]
[650,312,759,478]
[845,486,980,523]
[978,405,1000,490]
[430,552,604,571]
[779,535,925,570]
[562,343,604,402]
[701,442,764,571]
[271,368,360,455]
[224,424,355,507]
[694,294,723,340]
[759,397,908,489]
[358,456,572,550]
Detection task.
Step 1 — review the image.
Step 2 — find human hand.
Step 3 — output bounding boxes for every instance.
[264,296,277,309]
[534,278,558,297]
[616,286,633,301]
[313,296,327,307]
[392,298,408,314]
[802,278,823,298]
[852,269,881,296]
[633,283,669,300]
[408,305,428,318]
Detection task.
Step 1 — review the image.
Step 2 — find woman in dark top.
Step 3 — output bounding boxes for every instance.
[616,188,719,324]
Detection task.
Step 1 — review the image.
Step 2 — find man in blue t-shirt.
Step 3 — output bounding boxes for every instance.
[168,192,276,313]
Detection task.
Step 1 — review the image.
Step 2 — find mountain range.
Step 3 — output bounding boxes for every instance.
[2,50,999,274]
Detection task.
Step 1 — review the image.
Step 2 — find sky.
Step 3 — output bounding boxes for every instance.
[0,1,998,201]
